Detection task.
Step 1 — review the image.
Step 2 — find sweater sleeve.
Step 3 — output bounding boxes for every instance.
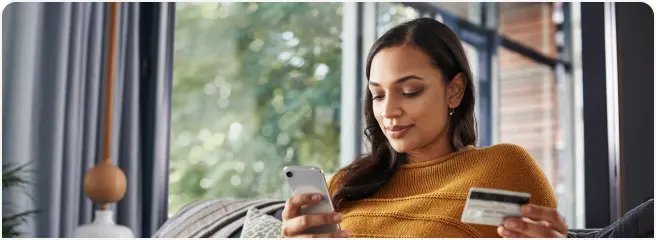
[497,143,558,209]
[469,144,559,238]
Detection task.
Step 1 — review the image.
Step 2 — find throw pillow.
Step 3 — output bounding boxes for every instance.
[240,207,283,238]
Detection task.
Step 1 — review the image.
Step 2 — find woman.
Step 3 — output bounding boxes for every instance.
[282,18,568,238]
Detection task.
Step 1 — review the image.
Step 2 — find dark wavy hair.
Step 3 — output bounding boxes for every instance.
[332,18,478,210]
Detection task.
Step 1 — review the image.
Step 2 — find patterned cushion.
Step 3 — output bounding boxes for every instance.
[240,207,283,238]
[152,199,284,238]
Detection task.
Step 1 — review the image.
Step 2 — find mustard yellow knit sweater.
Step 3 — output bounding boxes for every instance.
[327,143,557,238]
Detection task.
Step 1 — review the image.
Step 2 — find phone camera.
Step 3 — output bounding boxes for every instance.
[286,171,293,178]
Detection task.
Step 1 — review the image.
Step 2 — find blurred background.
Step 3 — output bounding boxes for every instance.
[3,1,653,238]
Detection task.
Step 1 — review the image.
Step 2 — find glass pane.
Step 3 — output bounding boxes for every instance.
[498,47,576,224]
[499,2,557,58]
[463,42,479,86]
[462,42,480,123]
[170,2,343,216]
[432,2,481,25]
[499,47,556,170]
[376,2,420,37]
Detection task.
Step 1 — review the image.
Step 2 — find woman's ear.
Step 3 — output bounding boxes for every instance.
[446,73,466,108]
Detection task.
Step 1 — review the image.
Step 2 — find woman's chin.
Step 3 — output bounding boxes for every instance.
[388,140,418,153]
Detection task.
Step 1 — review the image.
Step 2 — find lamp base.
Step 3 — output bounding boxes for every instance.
[73,209,135,238]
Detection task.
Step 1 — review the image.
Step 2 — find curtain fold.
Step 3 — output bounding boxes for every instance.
[2,2,174,237]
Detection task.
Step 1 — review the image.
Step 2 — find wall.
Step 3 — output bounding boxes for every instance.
[615,2,654,214]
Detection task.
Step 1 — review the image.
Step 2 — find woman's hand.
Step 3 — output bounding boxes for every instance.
[281,193,349,238]
[497,204,568,238]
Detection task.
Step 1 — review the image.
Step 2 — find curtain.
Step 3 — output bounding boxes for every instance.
[2,2,174,237]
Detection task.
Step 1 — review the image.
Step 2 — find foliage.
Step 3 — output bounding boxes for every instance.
[2,163,38,238]
[169,2,344,215]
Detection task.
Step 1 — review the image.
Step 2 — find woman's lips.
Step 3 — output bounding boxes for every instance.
[385,125,413,139]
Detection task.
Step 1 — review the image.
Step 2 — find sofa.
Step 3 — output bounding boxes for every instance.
[153,198,654,238]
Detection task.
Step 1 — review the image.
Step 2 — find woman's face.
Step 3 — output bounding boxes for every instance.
[368,44,463,153]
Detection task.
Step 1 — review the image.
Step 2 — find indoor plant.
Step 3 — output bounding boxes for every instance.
[2,163,38,237]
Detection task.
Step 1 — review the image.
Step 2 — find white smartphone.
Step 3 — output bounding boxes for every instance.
[283,165,340,234]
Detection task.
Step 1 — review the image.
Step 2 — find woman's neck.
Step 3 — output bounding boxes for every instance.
[405,136,454,164]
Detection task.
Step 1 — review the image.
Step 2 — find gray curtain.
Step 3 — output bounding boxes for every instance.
[2,2,174,237]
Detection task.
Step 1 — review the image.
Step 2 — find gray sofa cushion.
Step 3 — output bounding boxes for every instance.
[239,207,283,238]
[229,206,284,238]
[569,199,653,238]
[152,199,284,238]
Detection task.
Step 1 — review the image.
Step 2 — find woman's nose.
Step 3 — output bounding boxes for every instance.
[381,97,402,119]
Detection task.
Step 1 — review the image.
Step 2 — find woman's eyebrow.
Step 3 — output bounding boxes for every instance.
[369,75,424,86]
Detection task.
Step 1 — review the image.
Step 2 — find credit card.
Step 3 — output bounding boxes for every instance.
[460,187,530,226]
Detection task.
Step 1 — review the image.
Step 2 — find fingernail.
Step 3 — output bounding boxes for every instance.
[312,194,321,201]
[339,231,349,238]
[333,213,343,221]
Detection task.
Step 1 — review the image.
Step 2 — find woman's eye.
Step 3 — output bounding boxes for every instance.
[402,90,422,98]
[372,95,384,101]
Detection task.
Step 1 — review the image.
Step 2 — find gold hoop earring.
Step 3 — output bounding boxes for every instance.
[449,108,455,116]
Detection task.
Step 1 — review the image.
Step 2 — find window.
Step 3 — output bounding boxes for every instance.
[376,3,419,38]
[497,2,580,227]
[431,2,482,25]
[498,45,578,230]
[499,3,557,58]
[462,42,479,91]
[170,2,343,216]
[498,47,558,180]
